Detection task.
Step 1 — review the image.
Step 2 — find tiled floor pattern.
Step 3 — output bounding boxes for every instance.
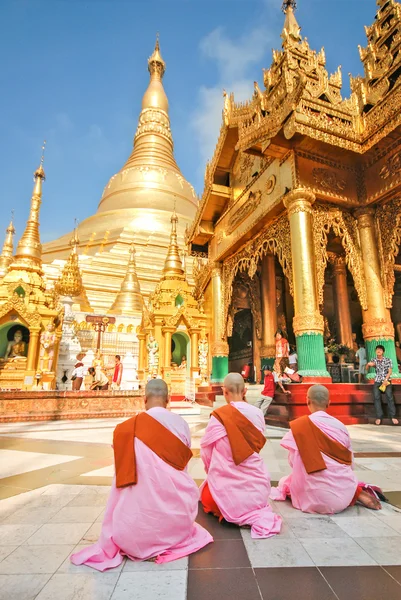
[0,396,401,599]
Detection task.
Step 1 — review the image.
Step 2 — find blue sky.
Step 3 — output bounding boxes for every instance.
[0,0,375,244]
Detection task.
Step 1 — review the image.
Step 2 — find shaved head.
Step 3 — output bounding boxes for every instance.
[145,378,169,408]
[307,385,329,410]
[223,373,245,397]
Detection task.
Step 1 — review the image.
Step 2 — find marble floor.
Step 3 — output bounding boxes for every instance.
[0,397,401,599]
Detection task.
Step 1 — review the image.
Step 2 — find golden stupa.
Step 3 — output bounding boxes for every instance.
[42,37,198,313]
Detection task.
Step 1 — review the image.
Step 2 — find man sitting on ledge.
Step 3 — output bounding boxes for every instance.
[270,384,381,513]
[71,379,213,571]
[200,373,282,538]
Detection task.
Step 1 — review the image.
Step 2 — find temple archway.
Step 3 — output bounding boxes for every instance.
[228,308,253,377]
[0,322,30,358]
[171,331,189,370]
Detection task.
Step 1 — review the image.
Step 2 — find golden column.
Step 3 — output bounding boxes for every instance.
[211,262,229,382]
[26,329,40,373]
[355,208,399,376]
[163,328,175,369]
[190,329,200,375]
[283,189,329,380]
[137,332,146,380]
[330,254,353,348]
[260,253,277,363]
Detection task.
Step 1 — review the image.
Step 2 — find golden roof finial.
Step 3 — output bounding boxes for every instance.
[13,142,46,268]
[162,203,185,279]
[108,242,143,315]
[281,0,301,45]
[0,211,16,278]
[148,32,166,80]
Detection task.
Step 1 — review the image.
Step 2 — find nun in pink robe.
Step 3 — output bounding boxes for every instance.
[200,400,282,538]
[270,410,359,514]
[71,407,213,571]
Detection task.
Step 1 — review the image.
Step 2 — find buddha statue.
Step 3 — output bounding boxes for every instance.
[4,329,27,360]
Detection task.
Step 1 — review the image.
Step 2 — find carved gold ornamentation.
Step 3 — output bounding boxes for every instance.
[226,190,262,235]
[379,152,401,180]
[362,317,394,340]
[211,341,229,356]
[312,167,346,192]
[222,215,292,337]
[376,198,401,308]
[0,294,42,328]
[266,175,276,195]
[313,204,367,310]
[293,310,324,336]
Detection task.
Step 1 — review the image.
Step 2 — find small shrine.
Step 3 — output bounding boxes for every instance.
[0,150,63,390]
[137,212,208,396]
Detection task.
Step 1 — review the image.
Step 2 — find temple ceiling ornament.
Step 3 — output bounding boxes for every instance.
[312,205,367,310]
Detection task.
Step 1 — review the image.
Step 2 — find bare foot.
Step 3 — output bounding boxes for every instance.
[392,418,399,425]
[145,556,157,562]
[375,419,382,426]
[357,490,382,510]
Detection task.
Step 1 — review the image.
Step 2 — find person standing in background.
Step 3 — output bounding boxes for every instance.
[112,355,123,390]
[355,343,367,384]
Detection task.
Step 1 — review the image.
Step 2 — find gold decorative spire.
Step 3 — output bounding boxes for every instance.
[13,142,46,269]
[162,209,185,279]
[56,226,84,298]
[281,0,301,45]
[96,37,198,217]
[0,214,16,278]
[108,243,143,315]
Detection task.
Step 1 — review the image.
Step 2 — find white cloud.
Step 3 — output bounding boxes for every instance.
[191,16,279,185]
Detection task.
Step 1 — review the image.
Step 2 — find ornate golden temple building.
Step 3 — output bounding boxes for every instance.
[187,0,401,382]
[3,0,401,397]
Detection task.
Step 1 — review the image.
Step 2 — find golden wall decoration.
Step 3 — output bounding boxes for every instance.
[312,204,367,310]
[312,167,346,193]
[226,190,262,235]
[376,198,401,308]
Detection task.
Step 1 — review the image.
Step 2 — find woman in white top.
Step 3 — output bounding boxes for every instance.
[71,361,85,391]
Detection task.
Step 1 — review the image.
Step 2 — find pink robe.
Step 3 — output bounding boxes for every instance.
[200,401,282,538]
[270,411,359,514]
[71,407,213,571]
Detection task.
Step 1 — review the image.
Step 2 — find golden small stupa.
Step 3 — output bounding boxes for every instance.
[55,228,92,312]
[108,243,143,316]
[42,36,198,313]
[0,217,16,278]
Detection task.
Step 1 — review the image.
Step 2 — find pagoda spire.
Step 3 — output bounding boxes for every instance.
[13,142,46,270]
[0,214,16,278]
[281,0,301,46]
[56,225,92,311]
[162,209,185,280]
[109,243,143,315]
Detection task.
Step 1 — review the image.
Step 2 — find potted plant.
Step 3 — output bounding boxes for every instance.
[337,344,350,364]
[326,341,339,363]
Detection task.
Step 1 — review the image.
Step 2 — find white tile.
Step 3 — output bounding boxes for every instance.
[0,545,75,574]
[241,536,314,568]
[300,537,377,566]
[329,504,377,519]
[286,516,348,539]
[81,466,114,477]
[272,501,322,519]
[66,493,109,507]
[0,574,51,600]
[0,546,18,562]
[3,506,63,525]
[0,450,81,478]
[111,571,187,600]
[356,536,401,565]
[26,523,93,546]
[123,557,188,572]
[49,506,105,524]
[0,524,41,545]
[80,522,102,544]
[374,516,401,534]
[35,573,119,600]
[241,521,294,540]
[96,509,106,523]
[42,484,82,496]
[57,545,125,575]
[331,516,400,538]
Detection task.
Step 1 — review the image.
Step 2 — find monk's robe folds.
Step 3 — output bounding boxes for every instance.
[71,408,212,571]
[270,411,359,514]
[200,401,282,538]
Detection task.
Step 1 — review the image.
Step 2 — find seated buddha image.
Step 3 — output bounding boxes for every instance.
[2,328,28,362]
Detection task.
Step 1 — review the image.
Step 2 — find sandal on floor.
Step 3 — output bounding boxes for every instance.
[375,419,382,426]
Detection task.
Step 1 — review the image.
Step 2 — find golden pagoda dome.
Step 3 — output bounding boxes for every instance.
[97,36,197,219]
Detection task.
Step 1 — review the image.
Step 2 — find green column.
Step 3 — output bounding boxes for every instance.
[296,333,330,378]
[212,356,229,383]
